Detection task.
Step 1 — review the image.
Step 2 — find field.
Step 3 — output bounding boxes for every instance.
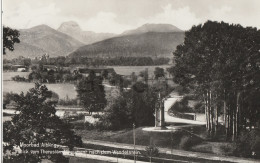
[3,80,77,99]
[3,71,30,81]
[107,65,172,77]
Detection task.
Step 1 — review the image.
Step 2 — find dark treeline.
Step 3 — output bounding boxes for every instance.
[45,56,170,66]
[3,56,170,69]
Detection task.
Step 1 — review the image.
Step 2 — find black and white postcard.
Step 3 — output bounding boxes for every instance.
[2,0,260,162]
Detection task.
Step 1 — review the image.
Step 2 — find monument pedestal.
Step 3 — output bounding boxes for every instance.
[155,98,167,130]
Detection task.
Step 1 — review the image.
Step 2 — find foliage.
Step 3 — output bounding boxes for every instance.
[179,136,203,150]
[76,74,107,114]
[3,92,16,109]
[3,83,82,162]
[154,67,165,79]
[92,114,102,119]
[234,129,260,159]
[169,20,260,139]
[194,102,204,113]
[58,98,78,106]
[3,26,20,54]
[144,145,159,162]
[169,96,193,113]
[139,69,149,84]
[27,68,78,83]
[98,82,158,130]
[12,75,27,82]
[21,56,170,66]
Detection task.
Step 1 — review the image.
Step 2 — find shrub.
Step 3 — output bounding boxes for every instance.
[84,121,96,130]
[179,136,203,150]
[194,102,204,113]
[169,97,193,113]
[92,114,102,119]
[12,75,26,82]
[174,85,189,95]
[58,98,78,106]
[234,129,260,159]
[144,145,159,162]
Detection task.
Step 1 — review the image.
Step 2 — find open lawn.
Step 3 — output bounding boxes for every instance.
[74,125,236,157]
[75,127,203,150]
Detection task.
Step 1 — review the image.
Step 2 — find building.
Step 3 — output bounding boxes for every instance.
[12,65,27,72]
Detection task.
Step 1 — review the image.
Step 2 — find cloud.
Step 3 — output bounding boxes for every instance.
[3,2,62,29]
[3,0,260,33]
[142,4,201,30]
[82,12,134,34]
[206,5,260,29]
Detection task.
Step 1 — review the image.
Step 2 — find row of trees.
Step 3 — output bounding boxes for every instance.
[170,21,260,140]
[28,69,82,83]
[70,57,170,66]
[4,56,170,67]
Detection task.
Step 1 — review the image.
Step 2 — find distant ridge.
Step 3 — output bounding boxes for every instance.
[122,23,183,36]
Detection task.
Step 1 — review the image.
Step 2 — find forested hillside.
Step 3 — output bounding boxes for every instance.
[69,32,184,58]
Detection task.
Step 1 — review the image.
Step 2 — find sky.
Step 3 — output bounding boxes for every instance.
[2,0,260,34]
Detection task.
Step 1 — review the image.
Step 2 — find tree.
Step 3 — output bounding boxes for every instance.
[56,56,66,67]
[100,82,157,130]
[76,75,106,114]
[101,69,109,79]
[3,26,20,54]
[144,145,159,162]
[3,83,82,162]
[131,72,138,83]
[139,69,149,84]
[23,58,31,68]
[3,92,16,109]
[154,67,165,80]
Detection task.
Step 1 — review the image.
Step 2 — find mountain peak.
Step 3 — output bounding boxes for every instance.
[57,21,116,44]
[122,23,182,35]
[29,24,53,31]
[58,21,82,32]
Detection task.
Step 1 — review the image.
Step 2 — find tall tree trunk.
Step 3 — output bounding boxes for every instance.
[204,93,209,130]
[207,91,211,132]
[209,90,214,135]
[215,105,218,134]
[232,100,236,141]
[223,90,226,128]
[228,101,232,139]
[226,106,229,140]
[236,92,241,138]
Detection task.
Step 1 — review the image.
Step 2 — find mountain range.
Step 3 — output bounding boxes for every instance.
[4,22,185,60]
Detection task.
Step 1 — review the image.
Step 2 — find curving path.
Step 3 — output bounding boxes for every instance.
[164,92,206,125]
